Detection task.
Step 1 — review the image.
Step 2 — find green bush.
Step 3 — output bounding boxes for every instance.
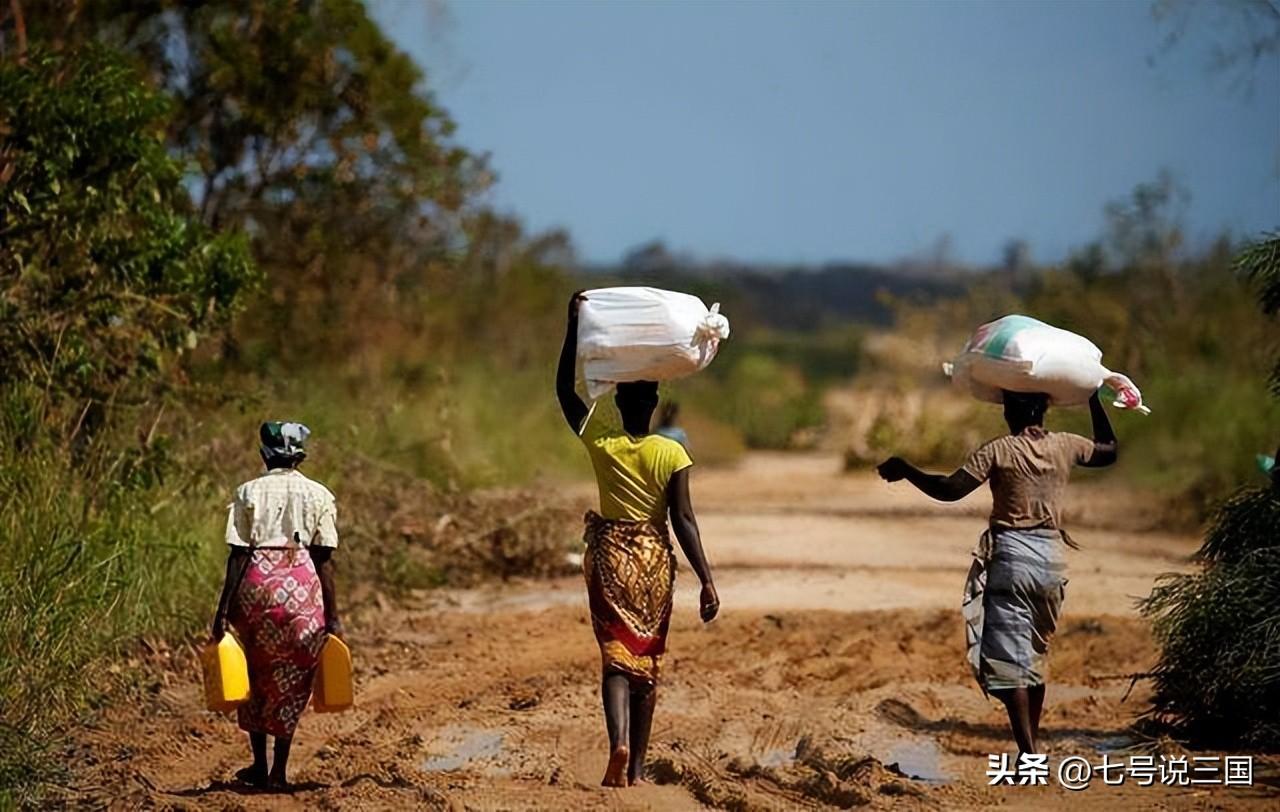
[681,352,825,449]
[857,406,1002,470]
[1140,486,1280,747]
[737,327,864,384]
[1108,367,1280,520]
[1233,234,1280,394]
[0,46,257,405]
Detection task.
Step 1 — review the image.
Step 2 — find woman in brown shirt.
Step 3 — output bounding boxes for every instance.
[877,389,1117,762]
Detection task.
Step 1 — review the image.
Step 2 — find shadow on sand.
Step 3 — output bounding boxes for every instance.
[160,778,329,797]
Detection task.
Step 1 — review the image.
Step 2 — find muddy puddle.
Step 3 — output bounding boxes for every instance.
[881,738,949,782]
[755,746,796,768]
[420,726,507,775]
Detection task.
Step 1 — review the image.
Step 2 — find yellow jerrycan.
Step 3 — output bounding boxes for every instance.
[312,635,353,713]
[201,633,249,713]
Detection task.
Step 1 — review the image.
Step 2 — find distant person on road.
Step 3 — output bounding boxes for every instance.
[557,291,720,787]
[211,421,343,791]
[876,389,1117,762]
[655,401,690,451]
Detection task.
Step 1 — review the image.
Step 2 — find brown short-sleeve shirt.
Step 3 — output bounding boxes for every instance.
[962,431,1095,530]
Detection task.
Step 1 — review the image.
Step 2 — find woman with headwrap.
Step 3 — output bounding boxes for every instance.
[876,389,1117,762]
[557,292,720,787]
[210,421,342,790]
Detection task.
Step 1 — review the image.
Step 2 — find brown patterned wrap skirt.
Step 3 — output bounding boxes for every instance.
[582,511,676,685]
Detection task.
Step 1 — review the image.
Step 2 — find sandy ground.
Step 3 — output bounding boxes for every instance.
[66,453,1279,809]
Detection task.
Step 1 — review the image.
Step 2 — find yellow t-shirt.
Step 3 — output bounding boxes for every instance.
[579,405,694,523]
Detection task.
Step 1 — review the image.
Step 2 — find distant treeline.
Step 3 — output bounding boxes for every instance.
[587,251,962,330]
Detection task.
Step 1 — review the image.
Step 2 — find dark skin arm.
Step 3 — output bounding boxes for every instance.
[879,387,1119,491]
[211,546,251,641]
[876,458,983,502]
[310,544,343,639]
[556,291,590,433]
[1079,390,1118,468]
[666,468,719,622]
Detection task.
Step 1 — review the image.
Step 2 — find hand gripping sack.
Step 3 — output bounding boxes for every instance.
[943,314,1150,413]
[577,287,731,399]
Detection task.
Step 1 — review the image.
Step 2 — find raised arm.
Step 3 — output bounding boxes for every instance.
[666,468,719,622]
[556,291,589,433]
[1079,390,1118,468]
[877,457,982,502]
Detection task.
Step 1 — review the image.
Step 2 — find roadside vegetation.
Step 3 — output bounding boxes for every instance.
[1139,234,1280,748]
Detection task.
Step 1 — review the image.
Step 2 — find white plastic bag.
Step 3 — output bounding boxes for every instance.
[577,287,730,399]
[944,314,1150,413]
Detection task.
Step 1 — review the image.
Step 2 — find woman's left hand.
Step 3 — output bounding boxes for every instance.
[326,617,345,641]
[699,582,720,623]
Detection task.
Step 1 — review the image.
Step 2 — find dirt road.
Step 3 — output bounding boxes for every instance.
[71,454,1279,809]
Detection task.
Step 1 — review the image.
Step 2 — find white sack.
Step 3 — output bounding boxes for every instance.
[944,314,1150,414]
[577,286,730,399]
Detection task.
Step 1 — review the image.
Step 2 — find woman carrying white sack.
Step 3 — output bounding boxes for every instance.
[876,315,1139,765]
[877,390,1117,764]
[556,287,726,787]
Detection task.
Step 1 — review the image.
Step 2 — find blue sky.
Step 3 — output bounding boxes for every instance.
[371,0,1280,267]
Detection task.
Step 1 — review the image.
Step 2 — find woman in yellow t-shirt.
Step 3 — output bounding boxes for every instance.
[557,292,720,788]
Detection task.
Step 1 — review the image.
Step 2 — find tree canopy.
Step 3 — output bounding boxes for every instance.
[26,0,499,359]
[0,45,257,406]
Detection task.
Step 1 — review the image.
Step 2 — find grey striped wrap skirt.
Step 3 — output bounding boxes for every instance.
[963,527,1067,693]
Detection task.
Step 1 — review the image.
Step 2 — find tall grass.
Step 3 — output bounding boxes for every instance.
[0,388,224,803]
[206,362,585,491]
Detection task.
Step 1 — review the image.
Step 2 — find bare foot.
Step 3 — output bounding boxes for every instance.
[234,765,267,788]
[602,747,630,787]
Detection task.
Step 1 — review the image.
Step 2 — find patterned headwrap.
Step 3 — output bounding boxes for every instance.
[259,421,310,466]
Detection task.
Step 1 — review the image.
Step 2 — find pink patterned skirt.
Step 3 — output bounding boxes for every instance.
[229,547,326,737]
